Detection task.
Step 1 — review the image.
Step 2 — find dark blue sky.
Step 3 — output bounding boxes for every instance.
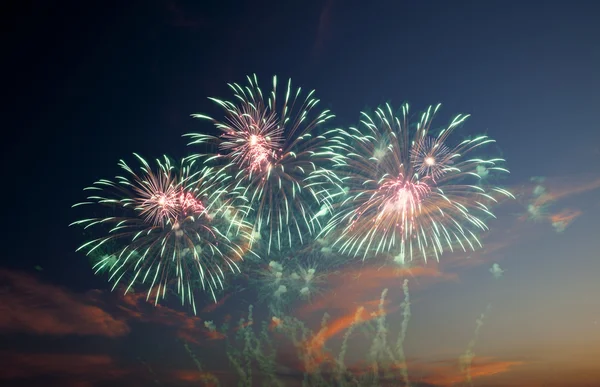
[4,1,600,386]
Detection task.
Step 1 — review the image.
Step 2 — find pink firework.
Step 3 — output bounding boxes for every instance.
[135,170,178,226]
[349,173,433,246]
[186,74,337,252]
[219,106,284,172]
[377,177,432,224]
[322,103,514,263]
[72,154,255,312]
[134,163,206,226]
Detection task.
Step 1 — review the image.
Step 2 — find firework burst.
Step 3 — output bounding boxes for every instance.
[322,103,513,263]
[71,154,253,313]
[185,74,340,253]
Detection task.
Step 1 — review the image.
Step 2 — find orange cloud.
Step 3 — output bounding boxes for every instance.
[172,369,226,386]
[298,262,454,318]
[114,289,209,344]
[0,351,128,382]
[440,227,523,270]
[292,296,405,375]
[0,269,129,337]
[549,208,582,232]
[417,357,524,386]
[520,175,600,230]
[280,353,523,387]
[0,268,228,348]
[201,292,232,313]
[535,176,600,206]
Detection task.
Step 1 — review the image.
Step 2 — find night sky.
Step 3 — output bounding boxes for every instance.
[4,1,600,386]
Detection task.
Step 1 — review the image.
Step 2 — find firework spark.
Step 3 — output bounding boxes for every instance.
[71,154,254,313]
[185,74,340,253]
[322,103,513,263]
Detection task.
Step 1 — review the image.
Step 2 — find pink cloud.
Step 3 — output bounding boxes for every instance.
[0,269,129,337]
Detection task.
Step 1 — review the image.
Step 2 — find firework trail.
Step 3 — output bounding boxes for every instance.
[321,103,513,263]
[460,304,491,386]
[185,74,341,253]
[396,279,411,387]
[71,154,254,313]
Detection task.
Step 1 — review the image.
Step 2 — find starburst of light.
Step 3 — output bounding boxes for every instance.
[185,74,341,253]
[71,154,254,313]
[322,103,513,263]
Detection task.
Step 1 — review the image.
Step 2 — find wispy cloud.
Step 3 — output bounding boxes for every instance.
[109,288,214,345]
[0,268,226,348]
[0,351,130,385]
[533,176,600,205]
[0,269,129,337]
[0,269,232,385]
[519,174,600,231]
[416,356,524,386]
[297,261,455,318]
[549,208,582,232]
[437,173,600,273]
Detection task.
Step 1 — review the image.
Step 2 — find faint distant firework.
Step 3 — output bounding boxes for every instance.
[71,154,254,313]
[185,74,341,253]
[249,247,333,316]
[489,263,504,279]
[523,177,582,232]
[525,177,550,222]
[322,103,513,263]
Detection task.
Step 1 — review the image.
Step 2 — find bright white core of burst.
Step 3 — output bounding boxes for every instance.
[424,156,436,166]
[249,134,258,146]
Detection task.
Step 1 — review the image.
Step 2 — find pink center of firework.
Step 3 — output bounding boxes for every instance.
[142,192,178,226]
[140,189,206,226]
[245,133,274,171]
[351,177,432,232]
[152,193,176,210]
[219,109,284,173]
[379,179,431,219]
